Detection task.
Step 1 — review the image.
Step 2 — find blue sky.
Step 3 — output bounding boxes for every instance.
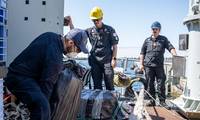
[64,0,189,57]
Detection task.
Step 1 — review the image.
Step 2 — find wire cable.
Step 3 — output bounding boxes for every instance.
[144,89,187,120]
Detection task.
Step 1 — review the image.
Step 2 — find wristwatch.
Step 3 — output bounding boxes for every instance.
[113,57,117,60]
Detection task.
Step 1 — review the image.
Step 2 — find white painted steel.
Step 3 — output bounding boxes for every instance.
[7,0,64,66]
[185,31,200,99]
[172,0,200,115]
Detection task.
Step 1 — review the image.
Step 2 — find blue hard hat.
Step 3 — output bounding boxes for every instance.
[151,21,161,29]
[65,28,89,53]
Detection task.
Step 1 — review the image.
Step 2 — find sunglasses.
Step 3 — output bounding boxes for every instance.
[92,19,101,22]
[152,28,159,31]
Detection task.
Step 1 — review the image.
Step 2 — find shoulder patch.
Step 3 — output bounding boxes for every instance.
[113,33,117,37]
[113,33,119,40]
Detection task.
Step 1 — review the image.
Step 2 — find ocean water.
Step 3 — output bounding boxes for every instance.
[75,58,143,81]
[76,58,138,74]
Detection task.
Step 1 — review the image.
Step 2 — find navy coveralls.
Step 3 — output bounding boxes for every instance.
[4,32,64,120]
[86,24,119,90]
[140,35,174,102]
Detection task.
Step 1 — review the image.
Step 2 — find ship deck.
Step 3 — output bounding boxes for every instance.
[146,106,186,120]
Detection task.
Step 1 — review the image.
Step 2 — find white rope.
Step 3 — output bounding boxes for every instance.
[133,89,152,120]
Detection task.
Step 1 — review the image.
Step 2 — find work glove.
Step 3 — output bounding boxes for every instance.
[64,60,77,69]
[64,60,86,78]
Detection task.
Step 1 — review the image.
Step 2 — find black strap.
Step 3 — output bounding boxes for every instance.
[86,29,100,54]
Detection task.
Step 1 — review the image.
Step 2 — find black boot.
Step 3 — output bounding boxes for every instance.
[159,100,170,109]
[146,100,156,106]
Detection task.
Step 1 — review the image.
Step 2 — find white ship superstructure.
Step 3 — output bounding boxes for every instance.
[7,0,64,65]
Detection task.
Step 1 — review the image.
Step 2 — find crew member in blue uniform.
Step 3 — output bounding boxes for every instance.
[140,21,177,106]
[4,29,88,120]
[86,7,119,90]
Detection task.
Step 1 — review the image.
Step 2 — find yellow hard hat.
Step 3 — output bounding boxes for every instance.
[89,6,103,20]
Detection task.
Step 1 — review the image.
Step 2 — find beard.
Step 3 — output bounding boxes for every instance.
[64,46,80,55]
[66,52,78,58]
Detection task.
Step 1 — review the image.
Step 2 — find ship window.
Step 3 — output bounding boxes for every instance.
[0,9,3,16]
[0,41,3,46]
[42,1,46,5]
[25,0,29,4]
[0,55,3,61]
[24,17,28,21]
[0,48,3,55]
[41,18,46,22]
[0,17,3,23]
[0,26,3,37]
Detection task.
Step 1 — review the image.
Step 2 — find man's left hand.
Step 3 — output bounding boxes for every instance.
[111,59,117,68]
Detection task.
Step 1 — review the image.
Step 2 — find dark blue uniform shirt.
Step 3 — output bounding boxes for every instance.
[9,32,64,83]
[86,24,119,63]
[140,35,174,67]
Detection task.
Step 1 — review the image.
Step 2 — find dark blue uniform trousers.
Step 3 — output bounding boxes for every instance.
[144,66,166,102]
[4,71,51,120]
[89,58,114,90]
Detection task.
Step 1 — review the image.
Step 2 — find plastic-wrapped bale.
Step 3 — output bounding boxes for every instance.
[124,77,146,99]
[114,73,132,87]
[50,68,83,120]
[118,100,135,119]
[78,89,120,120]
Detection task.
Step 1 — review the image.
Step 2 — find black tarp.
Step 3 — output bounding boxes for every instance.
[50,66,83,120]
[78,89,119,120]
